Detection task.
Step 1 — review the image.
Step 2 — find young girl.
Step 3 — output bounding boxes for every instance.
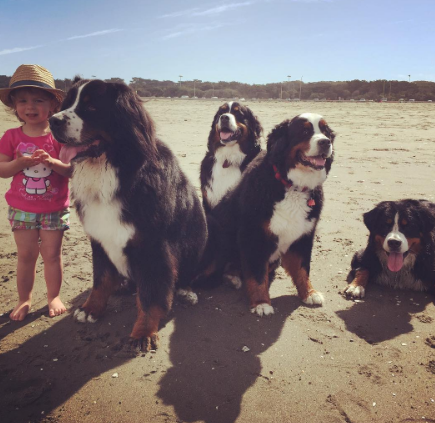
[0,64,71,321]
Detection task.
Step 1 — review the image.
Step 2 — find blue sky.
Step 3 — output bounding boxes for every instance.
[1,0,434,85]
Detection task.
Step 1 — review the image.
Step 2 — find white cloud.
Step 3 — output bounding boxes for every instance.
[160,2,254,18]
[162,23,227,40]
[0,45,43,56]
[66,29,123,41]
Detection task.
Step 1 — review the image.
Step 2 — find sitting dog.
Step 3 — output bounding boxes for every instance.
[206,113,335,316]
[200,101,262,213]
[49,78,207,351]
[345,199,435,298]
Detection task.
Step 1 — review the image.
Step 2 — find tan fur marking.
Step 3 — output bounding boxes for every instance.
[245,275,271,309]
[130,297,166,348]
[349,269,370,290]
[407,237,422,254]
[281,251,316,301]
[81,271,119,318]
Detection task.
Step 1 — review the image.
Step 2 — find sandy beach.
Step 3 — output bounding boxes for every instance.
[0,98,434,423]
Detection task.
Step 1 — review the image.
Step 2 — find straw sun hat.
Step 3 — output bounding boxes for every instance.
[0,64,65,107]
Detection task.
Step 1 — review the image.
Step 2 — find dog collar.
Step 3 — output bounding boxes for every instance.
[272,165,315,207]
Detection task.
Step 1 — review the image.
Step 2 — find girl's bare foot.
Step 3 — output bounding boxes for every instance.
[10,300,32,321]
[48,296,66,317]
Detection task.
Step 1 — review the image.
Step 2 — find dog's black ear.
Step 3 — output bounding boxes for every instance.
[244,107,263,138]
[416,201,435,233]
[363,206,382,231]
[110,83,158,167]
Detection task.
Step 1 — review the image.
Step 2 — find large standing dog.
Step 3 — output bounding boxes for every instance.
[200,101,262,213]
[345,199,435,298]
[49,79,207,351]
[207,113,335,316]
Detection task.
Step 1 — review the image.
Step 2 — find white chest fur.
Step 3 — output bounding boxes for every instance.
[206,143,246,208]
[268,189,315,263]
[72,158,135,277]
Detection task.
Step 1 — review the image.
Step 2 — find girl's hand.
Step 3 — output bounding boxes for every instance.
[32,149,54,167]
[16,151,40,168]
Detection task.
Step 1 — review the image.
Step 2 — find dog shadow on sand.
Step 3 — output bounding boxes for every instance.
[157,287,300,423]
[336,284,434,344]
[0,285,301,423]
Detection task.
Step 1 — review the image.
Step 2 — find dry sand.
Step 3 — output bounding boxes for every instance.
[0,99,434,423]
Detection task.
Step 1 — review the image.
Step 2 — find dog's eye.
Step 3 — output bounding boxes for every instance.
[87,105,97,112]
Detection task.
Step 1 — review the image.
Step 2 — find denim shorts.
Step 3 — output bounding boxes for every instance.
[8,207,70,231]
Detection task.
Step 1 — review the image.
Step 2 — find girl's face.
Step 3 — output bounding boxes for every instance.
[13,89,55,127]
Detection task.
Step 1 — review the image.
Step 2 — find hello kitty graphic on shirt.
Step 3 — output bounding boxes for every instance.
[22,160,53,195]
[18,143,53,196]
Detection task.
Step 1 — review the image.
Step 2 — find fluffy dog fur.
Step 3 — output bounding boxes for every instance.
[345,199,435,298]
[200,101,262,213]
[49,78,207,351]
[202,113,335,316]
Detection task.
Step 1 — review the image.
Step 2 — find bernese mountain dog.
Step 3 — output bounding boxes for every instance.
[204,113,335,316]
[345,199,435,298]
[49,78,207,352]
[200,101,262,213]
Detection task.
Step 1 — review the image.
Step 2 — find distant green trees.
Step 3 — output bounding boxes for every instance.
[1,74,434,101]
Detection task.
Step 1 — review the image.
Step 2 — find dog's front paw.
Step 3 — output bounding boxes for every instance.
[251,303,274,317]
[176,288,198,305]
[303,290,324,306]
[73,307,98,323]
[129,333,159,353]
[344,284,365,299]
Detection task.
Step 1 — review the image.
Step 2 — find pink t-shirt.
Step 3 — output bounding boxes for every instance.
[0,127,70,213]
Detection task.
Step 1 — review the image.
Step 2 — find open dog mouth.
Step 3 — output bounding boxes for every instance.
[60,140,103,163]
[385,251,409,272]
[297,152,327,170]
[219,129,241,144]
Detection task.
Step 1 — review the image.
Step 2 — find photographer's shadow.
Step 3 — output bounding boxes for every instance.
[157,287,301,423]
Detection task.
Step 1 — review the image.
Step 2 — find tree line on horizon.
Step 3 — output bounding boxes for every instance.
[1,75,434,101]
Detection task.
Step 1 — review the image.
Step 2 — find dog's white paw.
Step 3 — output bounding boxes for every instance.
[74,308,98,323]
[303,291,325,306]
[344,285,365,299]
[250,303,274,317]
[226,274,242,290]
[176,289,198,305]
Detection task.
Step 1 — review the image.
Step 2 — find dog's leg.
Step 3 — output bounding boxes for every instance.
[245,272,274,316]
[344,269,369,298]
[281,249,324,306]
[129,296,167,352]
[74,241,119,323]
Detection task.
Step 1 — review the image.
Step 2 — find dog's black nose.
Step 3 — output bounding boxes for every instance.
[49,115,65,130]
[318,138,331,148]
[388,239,402,250]
[220,115,229,122]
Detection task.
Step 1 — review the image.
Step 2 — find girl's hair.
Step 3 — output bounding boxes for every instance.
[7,87,62,123]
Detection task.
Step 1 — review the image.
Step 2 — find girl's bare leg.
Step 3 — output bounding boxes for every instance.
[39,230,66,317]
[10,229,39,321]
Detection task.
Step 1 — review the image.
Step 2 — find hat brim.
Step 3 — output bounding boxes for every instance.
[0,85,65,108]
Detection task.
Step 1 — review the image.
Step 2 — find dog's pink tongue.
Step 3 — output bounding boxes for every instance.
[310,156,326,166]
[59,145,86,163]
[388,252,404,272]
[220,131,233,140]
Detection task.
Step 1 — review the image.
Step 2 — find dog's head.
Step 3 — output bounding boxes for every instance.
[49,78,157,166]
[363,199,435,272]
[266,113,335,189]
[208,101,262,152]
